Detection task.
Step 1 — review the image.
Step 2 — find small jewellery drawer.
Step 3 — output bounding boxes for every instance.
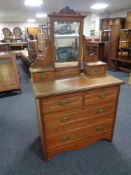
[44,104,115,135]
[46,121,113,149]
[85,86,119,105]
[41,92,82,113]
[85,65,106,77]
[32,72,54,82]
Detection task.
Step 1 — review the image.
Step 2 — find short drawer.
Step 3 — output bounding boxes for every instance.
[85,65,106,77]
[46,120,113,149]
[32,72,54,82]
[85,86,119,106]
[44,103,115,135]
[41,92,82,113]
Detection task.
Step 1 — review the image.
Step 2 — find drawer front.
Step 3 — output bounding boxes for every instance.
[41,92,82,113]
[44,103,115,135]
[46,121,113,149]
[87,65,106,76]
[32,72,54,82]
[85,86,119,106]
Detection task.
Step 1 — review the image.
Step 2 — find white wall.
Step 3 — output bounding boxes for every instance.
[110,8,131,18]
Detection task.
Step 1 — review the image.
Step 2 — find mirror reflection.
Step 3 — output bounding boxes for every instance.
[54,21,80,67]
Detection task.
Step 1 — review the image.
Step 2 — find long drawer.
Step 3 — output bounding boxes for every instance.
[46,120,113,149]
[85,86,119,106]
[44,103,116,135]
[41,92,82,113]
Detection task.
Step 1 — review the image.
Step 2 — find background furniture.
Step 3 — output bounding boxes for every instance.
[0,43,11,51]
[0,52,21,93]
[13,27,23,42]
[2,27,13,43]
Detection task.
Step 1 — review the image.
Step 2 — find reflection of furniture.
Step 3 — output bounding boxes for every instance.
[13,27,23,42]
[37,33,46,51]
[112,29,131,72]
[2,28,13,43]
[30,7,123,161]
[0,52,21,93]
[0,43,11,51]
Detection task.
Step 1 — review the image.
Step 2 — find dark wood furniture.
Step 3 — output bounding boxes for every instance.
[0,52,21,93]
[0,43,11,51]
[30,7,123,161]
[100,17,125,69]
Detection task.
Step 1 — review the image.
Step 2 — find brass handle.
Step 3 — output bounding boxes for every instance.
[61,136,70,142]
[59,99,71,106]
[60,115,69,123]
[40,75,45,80]
[96,126,104,132]
[95,69,100,72]
[99,92,108,99]
[97,108,105,115]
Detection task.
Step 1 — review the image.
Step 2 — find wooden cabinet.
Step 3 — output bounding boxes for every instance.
[100,18,125,69]
[30,7,123,161]
[0,52,21,92]
[32,75,123,161]
[125,11,131,29]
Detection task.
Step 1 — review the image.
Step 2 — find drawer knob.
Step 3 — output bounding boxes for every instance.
[61,136,70,142]
[99,92,108,99]
[40,75,45,80]
[59,99,71,106]
[96,126,103,132]
[97,108,105,114]
[60,115,69,123]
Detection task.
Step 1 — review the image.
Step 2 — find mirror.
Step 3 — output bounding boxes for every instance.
[54,21,80,67]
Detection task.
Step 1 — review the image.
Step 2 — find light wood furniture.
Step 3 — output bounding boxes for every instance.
[125,11,131,29]
[30,7,123,161]
[32,75,123,161]
[0,52,21,93]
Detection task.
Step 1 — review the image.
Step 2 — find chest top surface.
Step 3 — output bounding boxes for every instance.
[32,74,124,98]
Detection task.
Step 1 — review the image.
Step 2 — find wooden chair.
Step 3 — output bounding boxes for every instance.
[2,27,13,43]
[13,27,23,42]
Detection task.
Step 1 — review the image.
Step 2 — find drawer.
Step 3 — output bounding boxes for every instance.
[32,72,54,82]
[86,65,106,77]
[44,103,115,135]
[46,120,113,149]
[85,86,119,106]
[41,92,82,113]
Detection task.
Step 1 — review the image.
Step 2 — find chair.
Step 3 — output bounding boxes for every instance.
[2,27,13,43]
[13,27,23,41]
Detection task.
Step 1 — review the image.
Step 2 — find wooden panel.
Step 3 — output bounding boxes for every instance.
[85,65,106,77]
[41,92,82,113]
[46,120,113,149]
[0,53,21,92]
[85,86,119,106]
[31,71,54,82]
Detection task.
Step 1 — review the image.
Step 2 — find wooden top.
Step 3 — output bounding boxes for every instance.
[0,51,16,58]
[86,61,107,67]
[32,74,124,98]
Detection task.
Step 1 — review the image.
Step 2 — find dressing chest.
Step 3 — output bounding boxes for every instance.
[30,7,123,161]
